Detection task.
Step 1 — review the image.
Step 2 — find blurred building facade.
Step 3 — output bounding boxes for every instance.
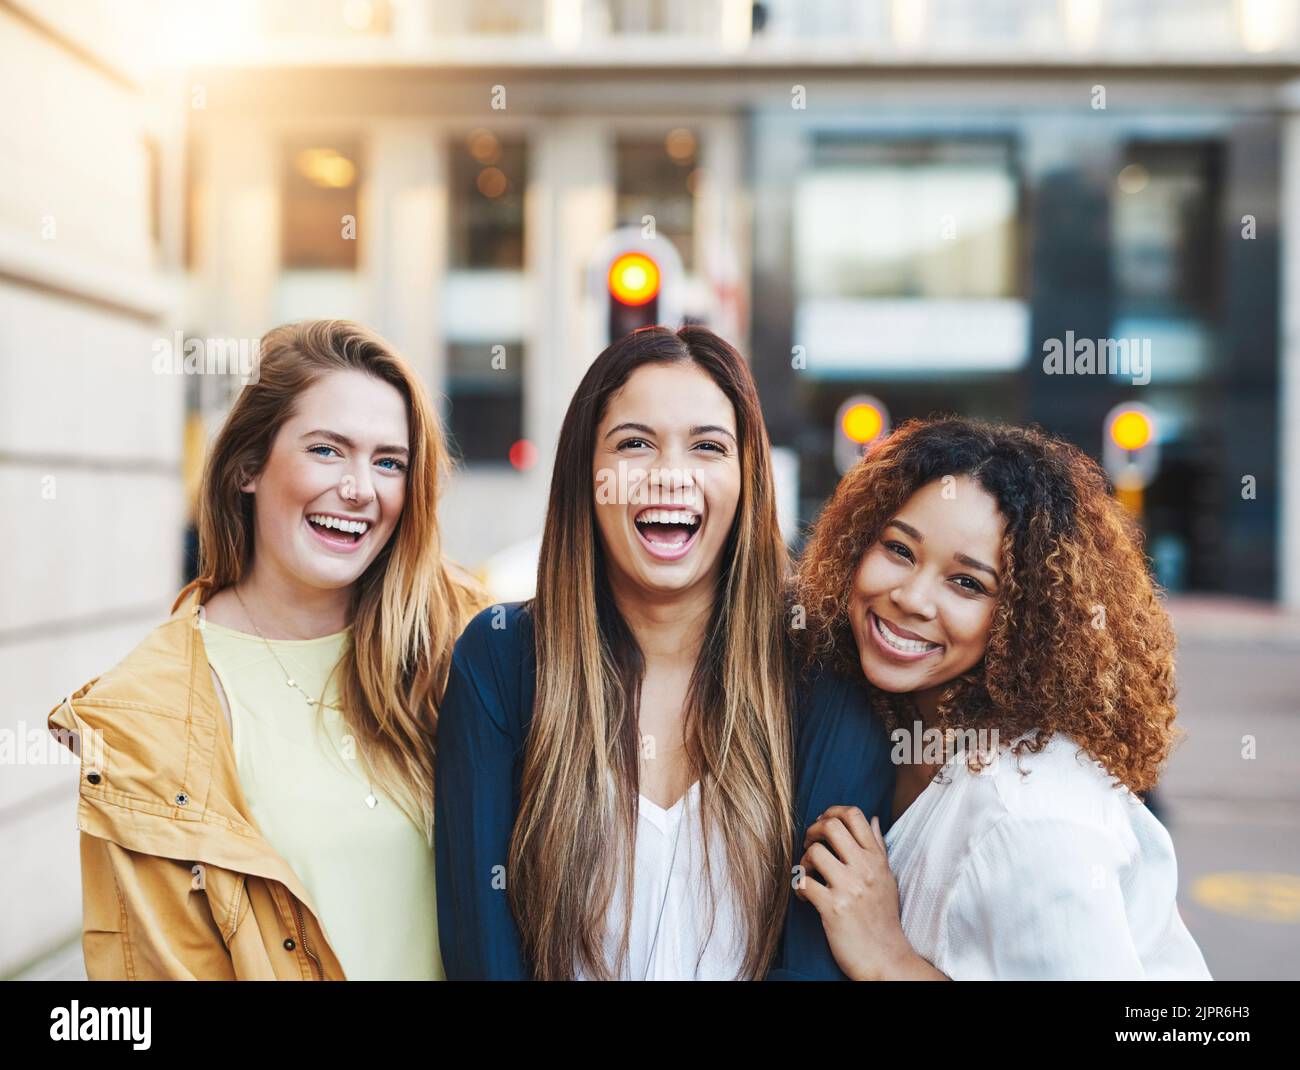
[6,0,1300,974]
[178,0,1300,604]
[1,0,187,975]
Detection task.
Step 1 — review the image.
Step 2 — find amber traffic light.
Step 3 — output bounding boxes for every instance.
[834,395,890,474]
[608,252,660,307]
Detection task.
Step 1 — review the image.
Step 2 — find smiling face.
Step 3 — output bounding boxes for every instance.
[591,361,741,601]
[847,475,1007,711]
[240,369,410,594]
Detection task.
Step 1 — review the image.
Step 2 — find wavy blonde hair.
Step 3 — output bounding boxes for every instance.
[178,319,487,841]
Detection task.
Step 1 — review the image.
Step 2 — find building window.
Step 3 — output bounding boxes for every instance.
[444,342,525,465]
[280,136,360,269]
[432,0,544,36]
[444,131,529,465]
[263,0,394,36]
[607,0,712,35]
[615,130,699,270]
[795,138,1020,301]
[1112,142,1221,321]
[449,130,526,269]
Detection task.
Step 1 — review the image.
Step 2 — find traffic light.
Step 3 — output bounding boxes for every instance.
[834,395,890,475]
[589,226,684,345]
[607,251,661,339]
[1102,402,1159,515]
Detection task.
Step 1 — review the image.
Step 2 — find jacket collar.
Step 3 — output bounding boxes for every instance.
[48,587,324,918]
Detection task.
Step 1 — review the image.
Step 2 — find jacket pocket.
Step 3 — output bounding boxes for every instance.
[194,863,249,946]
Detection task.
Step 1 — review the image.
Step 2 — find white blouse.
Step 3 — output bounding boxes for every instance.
[577,781,748,980]
[885,732,1212,980]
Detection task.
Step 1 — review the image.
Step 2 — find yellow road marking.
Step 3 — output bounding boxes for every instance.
[1191,872,1300,923]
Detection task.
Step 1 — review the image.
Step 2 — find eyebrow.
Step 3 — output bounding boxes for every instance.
[884,519,1000,582]
[691,424,737,444]
[603,422,737,444]
[300,429,409,456]
[886,519,924,543]
[956,554,1000,582]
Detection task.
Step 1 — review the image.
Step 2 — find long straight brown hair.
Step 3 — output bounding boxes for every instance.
[509,325,794,980]
[177,319,485,843]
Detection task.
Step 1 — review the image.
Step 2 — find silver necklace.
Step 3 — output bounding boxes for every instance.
[232,585,378,809]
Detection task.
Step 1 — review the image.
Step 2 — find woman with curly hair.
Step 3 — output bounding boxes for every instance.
[791,415,1211,980]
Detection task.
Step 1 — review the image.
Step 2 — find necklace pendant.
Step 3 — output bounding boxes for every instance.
[364,793,378,809]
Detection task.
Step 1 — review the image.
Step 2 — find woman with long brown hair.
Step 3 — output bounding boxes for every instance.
[435,324,896,980]
[48,319,484,979]
[791,416,1211,979]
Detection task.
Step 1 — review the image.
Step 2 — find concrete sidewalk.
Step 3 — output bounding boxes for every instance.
[1166,595,1300,645]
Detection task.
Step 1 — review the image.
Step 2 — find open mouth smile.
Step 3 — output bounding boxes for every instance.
[305,512,373,553]
[869,610,943,661]
[633,506,702,562]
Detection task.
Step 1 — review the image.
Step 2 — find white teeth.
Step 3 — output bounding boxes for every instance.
[308,514,370,535]
[635,509,700,526]
[875,614,939,654]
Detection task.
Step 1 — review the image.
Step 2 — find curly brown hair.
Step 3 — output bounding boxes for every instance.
[794,415,1179,794]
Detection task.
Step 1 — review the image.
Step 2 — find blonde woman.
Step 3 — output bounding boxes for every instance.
[48,320,485,980]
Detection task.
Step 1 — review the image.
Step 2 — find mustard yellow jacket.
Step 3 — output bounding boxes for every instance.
[47,589,347,980]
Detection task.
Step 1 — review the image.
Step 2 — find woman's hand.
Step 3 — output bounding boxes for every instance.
[794,805,946,980]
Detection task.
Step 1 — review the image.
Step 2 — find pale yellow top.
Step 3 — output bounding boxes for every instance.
[201,620,443,981]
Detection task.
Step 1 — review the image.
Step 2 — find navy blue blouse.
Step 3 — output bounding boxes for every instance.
[434,601,896,980]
